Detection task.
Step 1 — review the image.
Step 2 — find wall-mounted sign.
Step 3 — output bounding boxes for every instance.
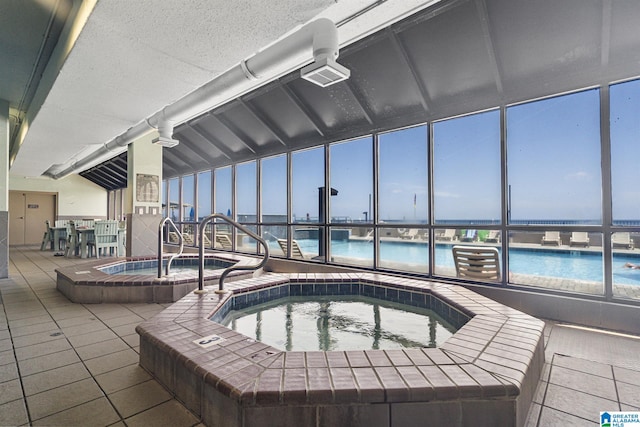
[136,174,159,203]
[27,204,39,209]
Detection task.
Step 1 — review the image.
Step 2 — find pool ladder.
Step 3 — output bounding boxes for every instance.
[157,218,184,278]
[197,214,270,294]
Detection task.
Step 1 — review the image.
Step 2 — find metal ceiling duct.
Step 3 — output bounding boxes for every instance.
[43,17,348,180]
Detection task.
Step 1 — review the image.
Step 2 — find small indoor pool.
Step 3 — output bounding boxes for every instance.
[97,256,234,275]
[221,295,456,351]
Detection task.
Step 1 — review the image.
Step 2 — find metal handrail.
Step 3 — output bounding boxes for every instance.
[197,214,270,294]
[158,218,184,278]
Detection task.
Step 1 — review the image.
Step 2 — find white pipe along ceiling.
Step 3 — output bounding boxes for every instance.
[43,18,348,180]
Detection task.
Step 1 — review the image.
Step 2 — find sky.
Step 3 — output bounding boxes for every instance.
[166,79,639,224]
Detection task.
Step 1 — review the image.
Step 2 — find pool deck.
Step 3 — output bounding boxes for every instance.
[3,247,640,426]
[136,272,545,427]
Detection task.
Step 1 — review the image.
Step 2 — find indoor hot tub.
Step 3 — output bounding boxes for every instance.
[136,273,545,427]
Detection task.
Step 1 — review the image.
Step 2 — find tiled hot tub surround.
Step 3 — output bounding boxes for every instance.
[136,273,545,427]
[55,254,252,304]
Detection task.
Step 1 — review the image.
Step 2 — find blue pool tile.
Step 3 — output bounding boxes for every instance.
[374,286,386,299]
[326,283,340,295]
[314,283,328,295]
[362,284,375,297]
[386,288,399,302]
[290,284,302,296]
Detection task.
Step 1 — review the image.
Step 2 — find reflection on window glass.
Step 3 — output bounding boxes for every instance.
[292,147,324,223]
[197,171,212,220]
[168,178,179,221]
[433,110,500,224]
[507,90,601,224]
[330,137,373,223]
[237,162,256,223]
[261,155,287,221]
[182,174,194,221]
[215,167,232,217]
[611,79,640,225]
[162,180,167,217]
[379,126,428,223]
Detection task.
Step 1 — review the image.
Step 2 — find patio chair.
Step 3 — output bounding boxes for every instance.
[277,238,305,259]
[436,229,457,241]
[452,245,501,281]
[612,232,634,250]
[569,232,590,247]
[90,220,119,258]
[40,220,54,251]
[216,234,233,250]
[485,230,500,243]
[64,221,81,257]
[461,229,477,242]
[181,232,195,245]
[541,231,561,246]
[400,229,419,240]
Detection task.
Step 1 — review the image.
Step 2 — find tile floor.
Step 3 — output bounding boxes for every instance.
[1,246,639,426]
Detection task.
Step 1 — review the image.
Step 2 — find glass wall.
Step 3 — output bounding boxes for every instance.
[378,126,429,273]
[611,79,640,299]
[432,110,501,280]
[161,78,640,303]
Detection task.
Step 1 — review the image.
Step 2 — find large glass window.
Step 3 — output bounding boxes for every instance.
[330,137,373,223]
[379,126,428,223]
[215,166,232,217]
[197,171,212,220]
[507,90,602,224]
[168,178,179,221]
[433,110,501,224]
[237,161,257,223]
[292,147,324,223]
[182,174,195,221]
[611,79,640,225]
[261,155,287,220]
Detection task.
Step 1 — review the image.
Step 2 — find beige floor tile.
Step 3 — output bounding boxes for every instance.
[538,406,598,426]
[61,320,110,337]
[0,349,15,366]
[617,381,640,408]
[0,361,19,383]
[108,380,172,418]
[0,398,29,426]
[84,348,139,376]
[32,396,120,427]
[10,321,60,338]
[14,337,72,361]
[110,322,140,337]
[27,377,104,421]
[0,378,23,405]
[6,314,53,328]
[614,366,640,386]
[95,364,151,394]
[66,328,119,348]
[124,399,200,427]
[11,330,66,349]
[544,383,617,421]
[22,362,91,396]
[56,314,102,328]
[102,314,144,328]
[75,338,130,361]
[18,349,80,376]
[0,338,11,353]
[121,333,140,349]
[549,365,618,401]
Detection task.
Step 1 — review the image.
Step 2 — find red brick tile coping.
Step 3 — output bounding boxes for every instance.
[55,254,254,303]
[136,273,544,427]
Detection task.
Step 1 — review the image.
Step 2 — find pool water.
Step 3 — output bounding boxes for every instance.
[222,295,456,351]
[271,239,640,285]
[98,258,231,276]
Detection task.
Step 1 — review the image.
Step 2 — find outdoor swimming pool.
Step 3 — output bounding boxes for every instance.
[271,239,640,286]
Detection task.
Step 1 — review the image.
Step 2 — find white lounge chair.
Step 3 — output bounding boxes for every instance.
[612,232,634,250]
[541,231,561,246]
[436,229,457,241]
[569,232,590,247]
[277,238,305,259]
[485,230,500,243]
[400,229,419,240]
[452,245,501,281]
[216,234,233,250]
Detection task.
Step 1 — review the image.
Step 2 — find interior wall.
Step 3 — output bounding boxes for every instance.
[9,174,107,219]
